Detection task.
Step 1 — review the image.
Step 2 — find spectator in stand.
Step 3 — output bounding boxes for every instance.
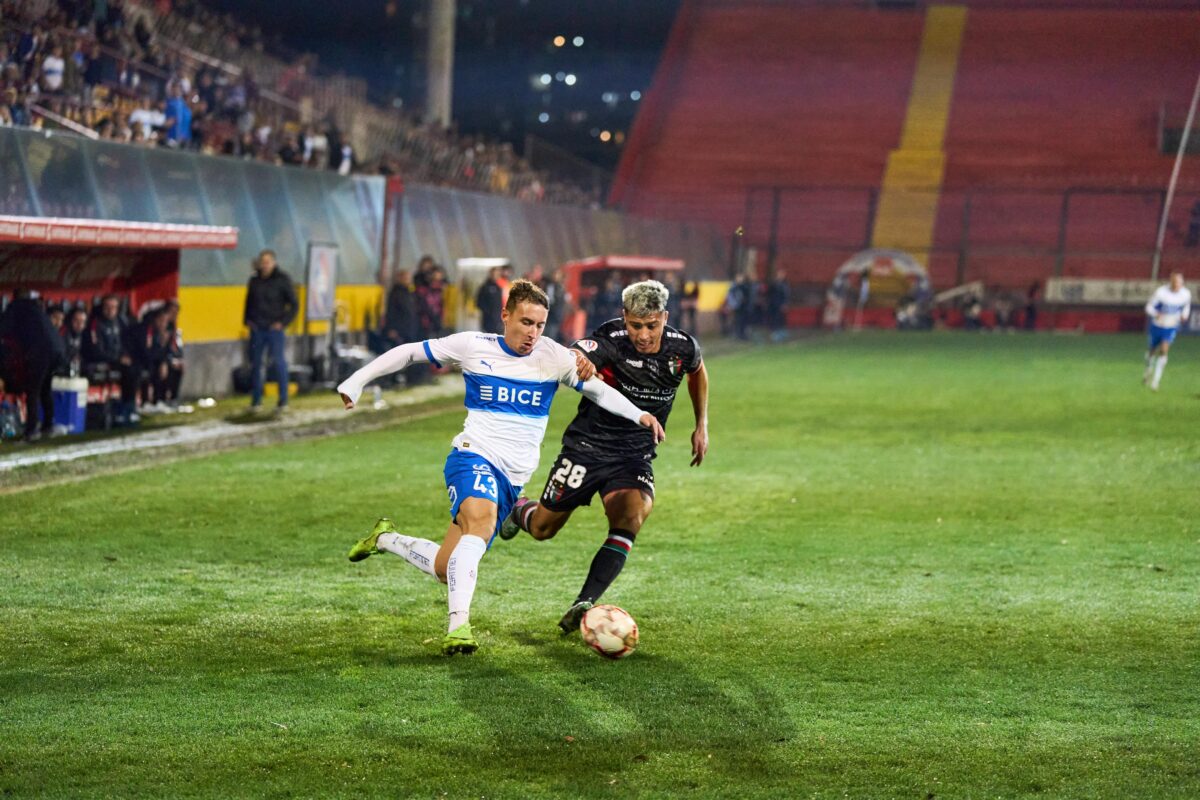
[475,267,503,335]
[129,96,164,140]
[337,142,354,175]
[5,88,30,127]
[84,294,139,424]
[541,267,568,343]
[16,24,45,78]
[243,249,297,414]
[278,132,303,166]
[82,42,105,107]
[39,44,65,93]
[164,82,192,147]
[766,269,789,342]
[0,290,66,441]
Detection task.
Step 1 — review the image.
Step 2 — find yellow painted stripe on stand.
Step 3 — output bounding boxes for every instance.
[871,5,966,263]
[178,285,383,344]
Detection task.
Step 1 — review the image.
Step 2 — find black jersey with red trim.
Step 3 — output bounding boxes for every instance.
[561,318,703,460]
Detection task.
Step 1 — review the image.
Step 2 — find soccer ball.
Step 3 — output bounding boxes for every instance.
[580,604,638,659]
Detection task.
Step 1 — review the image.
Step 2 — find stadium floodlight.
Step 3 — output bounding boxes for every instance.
[565,74,577,86]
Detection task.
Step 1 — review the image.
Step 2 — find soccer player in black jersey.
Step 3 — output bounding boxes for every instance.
[499,279,710,633]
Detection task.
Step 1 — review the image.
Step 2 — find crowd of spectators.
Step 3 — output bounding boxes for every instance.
[2,0,604,207]
[0,289,184,442]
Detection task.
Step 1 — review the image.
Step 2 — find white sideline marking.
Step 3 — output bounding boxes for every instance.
[0,378,463,473]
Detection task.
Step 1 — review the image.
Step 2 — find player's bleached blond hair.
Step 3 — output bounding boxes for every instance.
[622,280,669,318]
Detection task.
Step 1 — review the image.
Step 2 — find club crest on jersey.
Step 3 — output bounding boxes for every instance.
[668,356,683,376]
[576,339,599,352]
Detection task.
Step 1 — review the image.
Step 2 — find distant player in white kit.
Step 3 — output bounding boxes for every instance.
[336,280,664,655]
[1143,271,1191,391]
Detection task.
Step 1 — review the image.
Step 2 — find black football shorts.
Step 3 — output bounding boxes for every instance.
[538,449,655,512]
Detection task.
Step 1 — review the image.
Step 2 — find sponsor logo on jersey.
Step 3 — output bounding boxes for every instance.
[666,331,687,340]
[478,384,546,405]
[625,359,643,368]
[576,339,599,352]
[480,359,494,371]
[466,373,558,417]
[637,473,655,490]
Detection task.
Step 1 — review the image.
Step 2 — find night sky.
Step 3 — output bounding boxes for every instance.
[206,0,682,169]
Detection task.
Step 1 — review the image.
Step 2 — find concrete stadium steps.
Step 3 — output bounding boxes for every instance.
[617,0,1200,290]
[616,1,924,218]
[944,8,1200,183]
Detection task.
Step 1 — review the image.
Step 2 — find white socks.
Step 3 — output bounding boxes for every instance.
[446,535,487,632]
[375,530,489,632]
[1152,355,1168,389]
[377,532,439,578]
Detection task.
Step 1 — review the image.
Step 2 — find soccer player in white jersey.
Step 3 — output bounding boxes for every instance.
[1143,271,1191,391]
[335,280,665,655]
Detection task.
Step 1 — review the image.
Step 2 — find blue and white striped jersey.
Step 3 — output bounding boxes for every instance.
[424,332,583,485]
[1146,285,1192,330]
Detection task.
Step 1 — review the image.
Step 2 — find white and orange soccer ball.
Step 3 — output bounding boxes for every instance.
[580,604,639,659]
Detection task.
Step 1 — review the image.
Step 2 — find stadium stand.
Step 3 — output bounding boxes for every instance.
[613,0,1200,312]
[3,0,602,206]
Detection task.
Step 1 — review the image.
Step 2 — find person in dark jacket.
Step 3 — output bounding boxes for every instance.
[131,305,183,408]
[766,268,789,342]
[83,294,139,423]
[541,267,568,343]
[0,290,66,441]
[60,307,88,376]
[475,267,504,335]
[244,249,298,411]
[383,269,418,347]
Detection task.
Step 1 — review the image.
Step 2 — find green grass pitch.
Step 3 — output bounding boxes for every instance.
[2,333,1198,798]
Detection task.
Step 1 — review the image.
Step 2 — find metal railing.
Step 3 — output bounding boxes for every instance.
[738,184,1200,286]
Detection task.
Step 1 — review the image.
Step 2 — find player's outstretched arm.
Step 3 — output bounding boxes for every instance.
[579,378,666,443]
[336,341,429,409]
[687,361,709,466]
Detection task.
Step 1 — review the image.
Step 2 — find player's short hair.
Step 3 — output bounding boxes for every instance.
[505,278,548,312]
[622,280,669,318]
